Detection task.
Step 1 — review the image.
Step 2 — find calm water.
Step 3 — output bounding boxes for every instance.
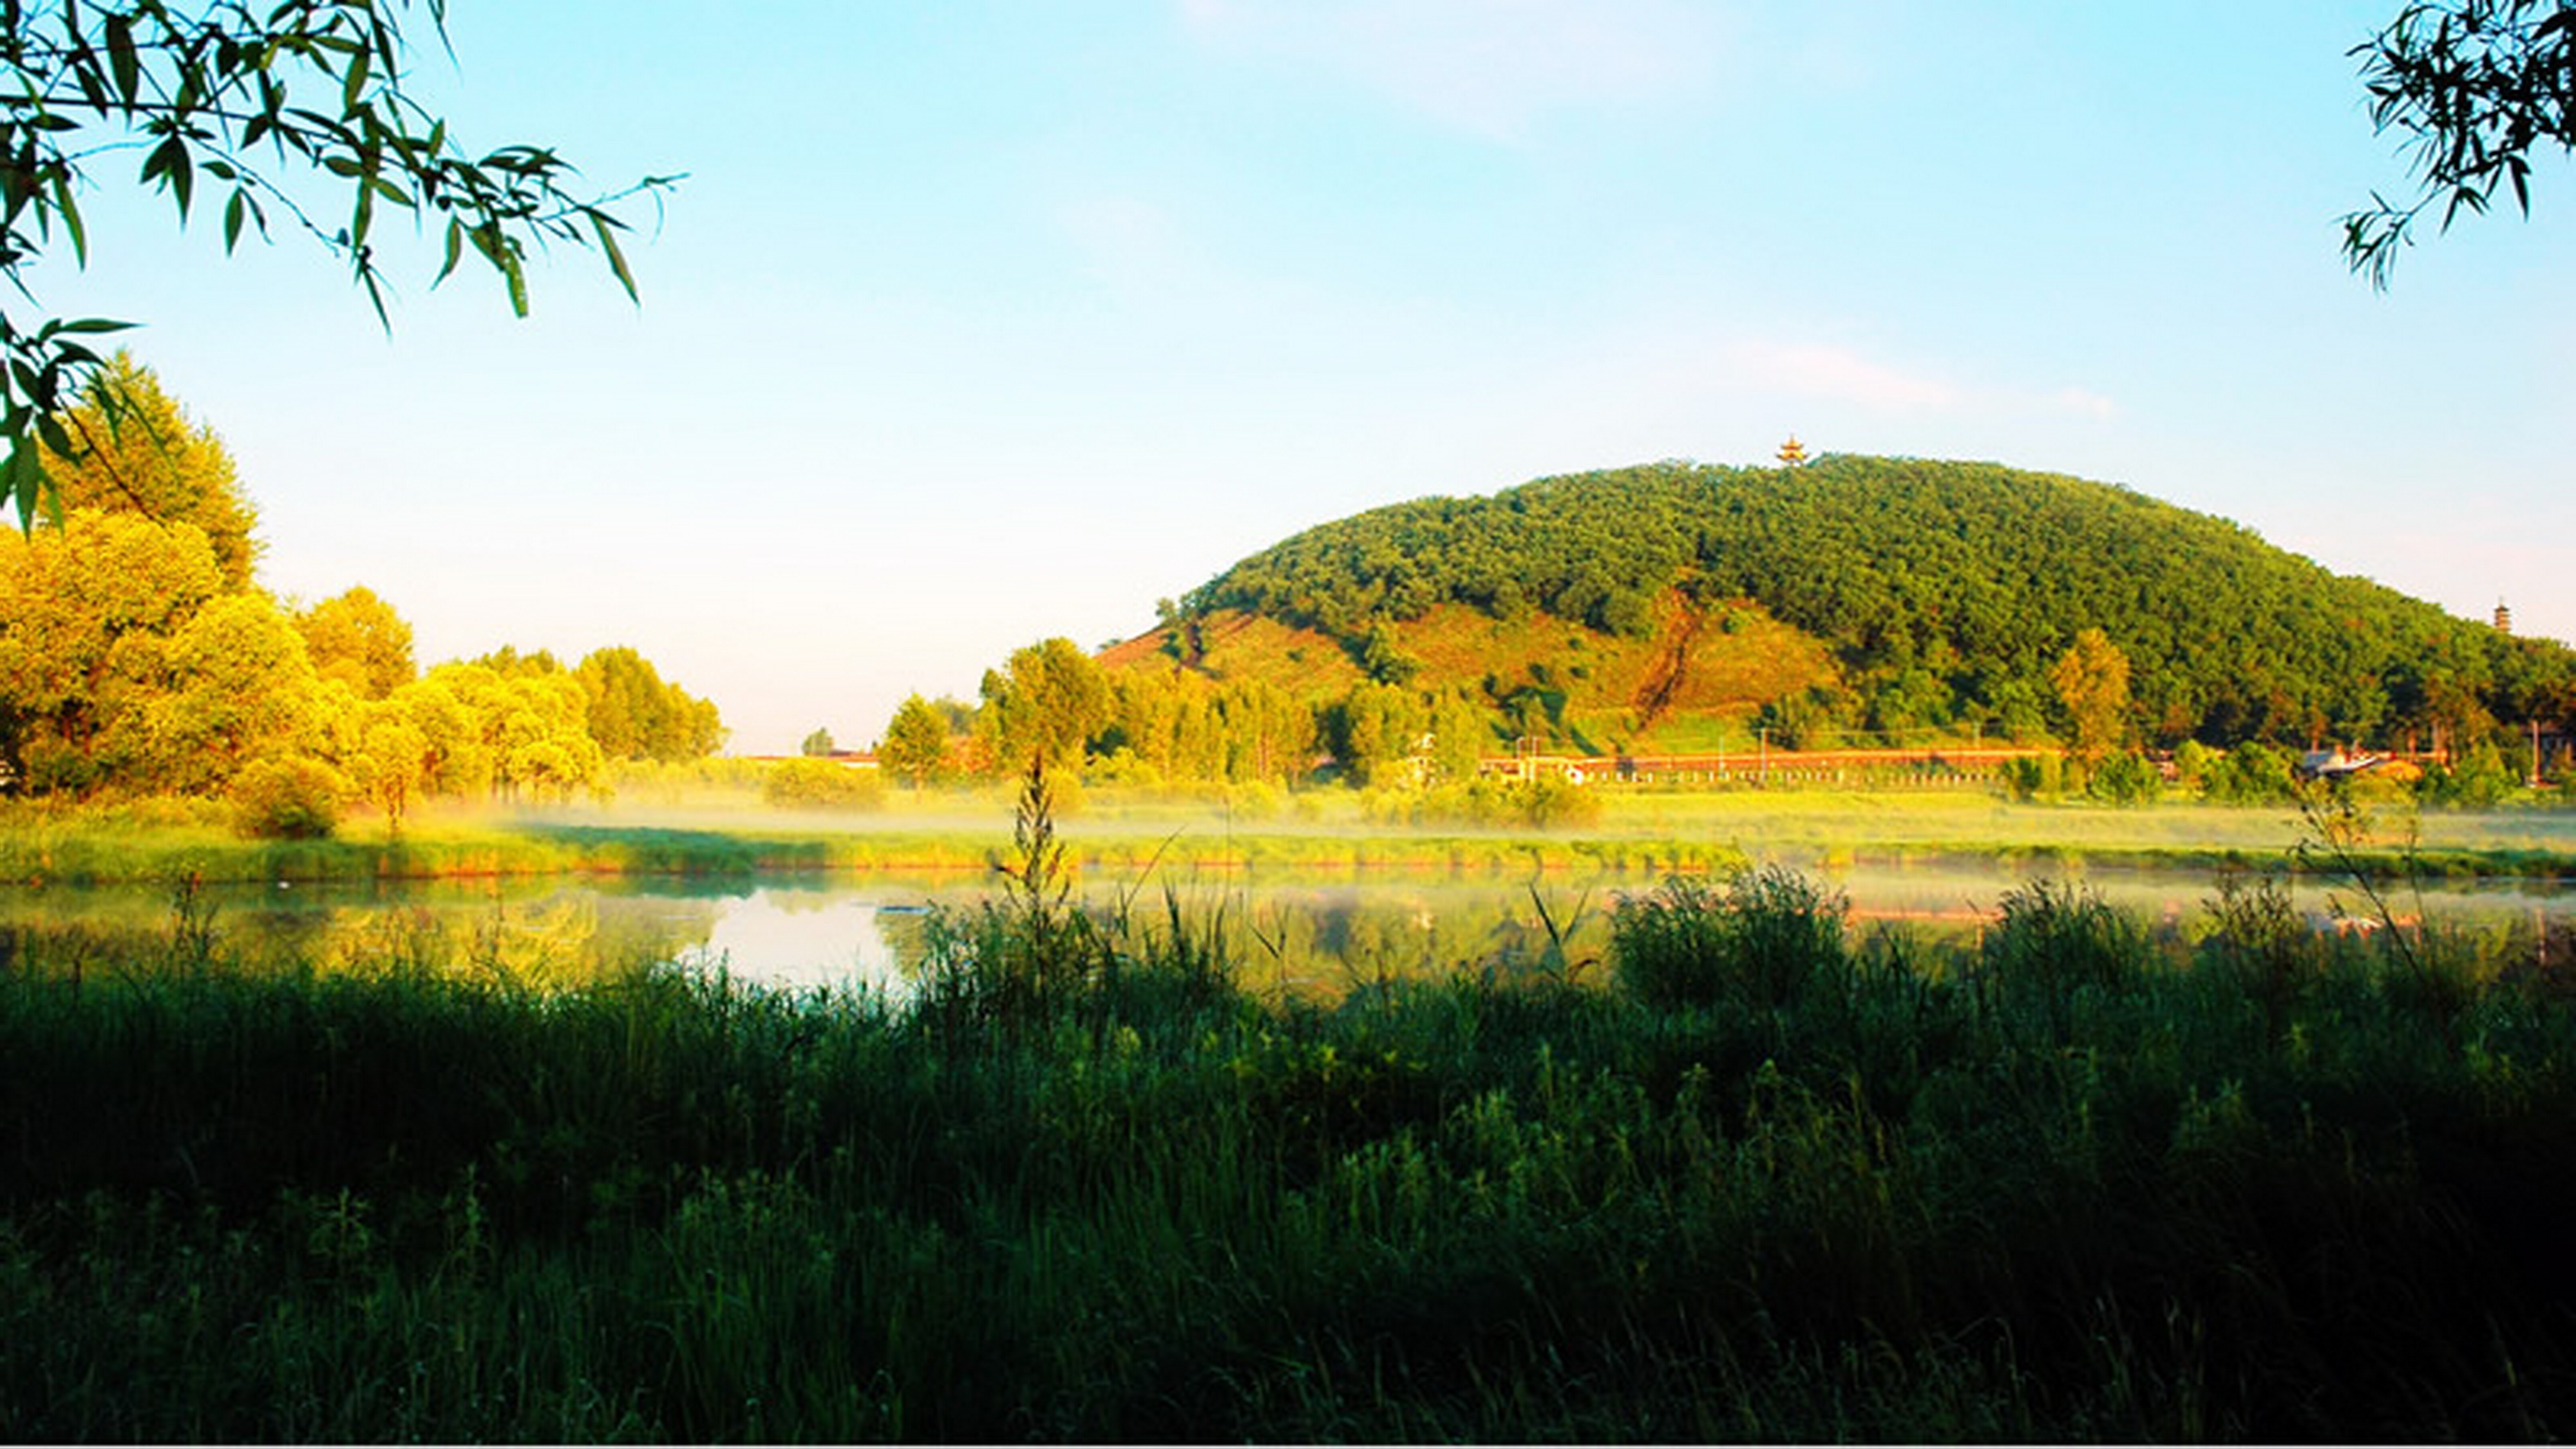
[4,861,2571,1001]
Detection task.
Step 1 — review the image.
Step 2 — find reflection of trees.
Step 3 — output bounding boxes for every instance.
[307,890,720,989]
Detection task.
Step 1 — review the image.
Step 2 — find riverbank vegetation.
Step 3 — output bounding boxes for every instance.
[6,842,2576,1437]
[4,778,2571,888]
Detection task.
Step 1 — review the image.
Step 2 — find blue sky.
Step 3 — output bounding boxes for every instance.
[26,1,2575,752]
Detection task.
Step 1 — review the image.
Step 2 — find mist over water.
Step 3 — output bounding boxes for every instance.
[6,858,2571,1001]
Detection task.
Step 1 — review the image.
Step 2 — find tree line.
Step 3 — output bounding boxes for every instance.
[0,355,723,833]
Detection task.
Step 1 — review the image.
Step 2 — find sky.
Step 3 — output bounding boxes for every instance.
[23,0,2575,753]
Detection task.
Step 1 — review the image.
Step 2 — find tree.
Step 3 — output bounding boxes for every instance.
[297,585,415,698]
[879,694,951,790]
[45,354,262,585]
[2345,0,2576,285]
[350,701,431,832]
[2050,627,2133,760]
[574,645,723,762]
[1327,681,1426,787]
[429,661,600,803]
[0,507,224,793]
[799,726,837,758]
[0,1,674,526]
[128,592,327,795]
[978,638,1111,776]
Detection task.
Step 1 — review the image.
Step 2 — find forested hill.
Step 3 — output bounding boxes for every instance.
[1173,455,2571,748]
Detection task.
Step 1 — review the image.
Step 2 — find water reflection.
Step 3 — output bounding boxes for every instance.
[0,862,2569,1000]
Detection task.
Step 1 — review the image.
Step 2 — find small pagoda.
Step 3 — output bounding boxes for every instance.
[2496,600,2514,634]
[1776,434,1808,467]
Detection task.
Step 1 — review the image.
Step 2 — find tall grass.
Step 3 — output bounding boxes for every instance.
[6,848,2576,1437]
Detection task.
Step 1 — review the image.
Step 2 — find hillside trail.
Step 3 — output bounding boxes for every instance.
[1629,605,1704,736]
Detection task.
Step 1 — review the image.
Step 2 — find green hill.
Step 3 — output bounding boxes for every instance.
[1112,455,2570,753]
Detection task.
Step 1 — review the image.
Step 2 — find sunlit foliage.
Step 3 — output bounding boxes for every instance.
[576,645,725,764]
[1177,456,2575,751]
[878,694,952,789]
[296,585,415,699]
[41,353,263,587]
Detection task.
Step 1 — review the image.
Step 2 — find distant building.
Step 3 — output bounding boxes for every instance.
[1776,434,1808,466]
[2496,599,2514,634]
[2295,746,2387,781]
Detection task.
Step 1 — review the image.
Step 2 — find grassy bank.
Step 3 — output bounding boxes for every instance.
[6,858,2576,1438]
[4,786,2573,887]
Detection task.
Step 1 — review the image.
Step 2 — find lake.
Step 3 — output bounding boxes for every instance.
[5,855,2571,1001]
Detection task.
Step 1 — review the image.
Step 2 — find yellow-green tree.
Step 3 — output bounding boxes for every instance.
[978,638,1112,777]
[2050,627,2133,760]
[44,354,263,588]
[390,671,491,799]
[880,693,952,790]
[344,695,435,832]
[435,663,601,803]
[297,585,416,699]
[576,645,724,762]
[1329,681,1428,787]
[128,593,327,795]
[1217,677,1318,785]
[0,509,225,794]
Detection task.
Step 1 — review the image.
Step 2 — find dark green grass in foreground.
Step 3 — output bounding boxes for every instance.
[6,866,2576,1439]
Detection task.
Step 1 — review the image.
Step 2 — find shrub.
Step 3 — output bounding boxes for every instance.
[759,758,887,811]
[2203,742,2294,804]
[2420,742,2515,806]
[228,755,350,840]
[2085,750,2162,806]
[1392,776,1606,831]
[1999,753,2062,802]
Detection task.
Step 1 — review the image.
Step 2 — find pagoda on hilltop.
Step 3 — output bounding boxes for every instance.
[2496,599,2514,634]
[1776,434,1808,466]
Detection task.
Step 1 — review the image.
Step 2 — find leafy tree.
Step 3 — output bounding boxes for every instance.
[574,645,723,763]
[0,507,224,793]
[1217,677,1319,785]
[129,591,326,795]
[43,354,261,585]
[2051,627,2133,760]
[430,661,600,803]
[880,694,950,789]
[383,670,486,799]
[469,644,563,677]
[2345,0,2576,286]
[349,701,431,832]
[0,1,673,525]
[296,585,415,698]
[1423,686,1494,784]
[799,727,837,758]
[978,638,1110,777]
[1325,681,1427,787]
